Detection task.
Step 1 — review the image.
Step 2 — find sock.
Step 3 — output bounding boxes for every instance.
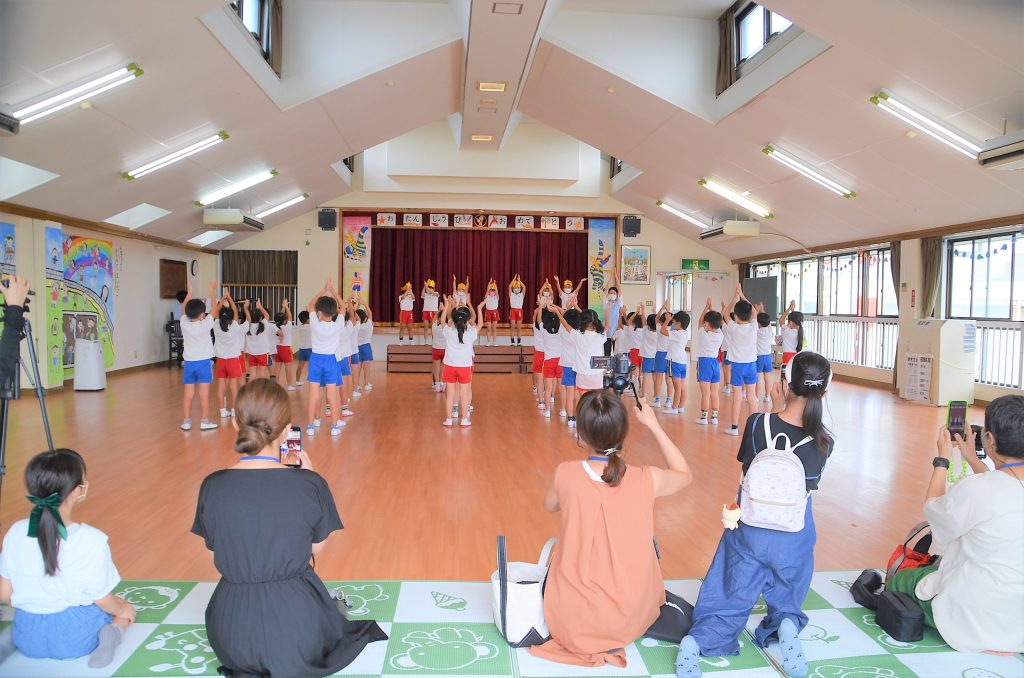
[777,618,807,677]
[700,410,707,418]
[675,635,701,677]
[88,624,123,668]
[711,410,718,418]
[0,626,15,664]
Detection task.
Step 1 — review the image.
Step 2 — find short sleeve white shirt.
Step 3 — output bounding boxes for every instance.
[509,292,525,309]
[613,328,631,355]
[181,316,215,361]
[542,329,561,359]
[399,294,415,311]
[431,323,446,350]
[442,326,478,366]
[558,327,575,367]
[357,320,373,345]
[722,322,758,363]
[245,321,270,355]
[213,321,247,359]
[780,326,801,353]
[422,291,439,312]
[639,328,659,359]
[756,326,774,356]
[310,314,344,355]
[533,323,546,353]
[485,293,499,311]
[697,328,724,359]
[572,329,607,382]
[668,328,689,364]
[656,328,671,353]
[278,322,294,347]
[296,324,312,350]
[335,321,356,360]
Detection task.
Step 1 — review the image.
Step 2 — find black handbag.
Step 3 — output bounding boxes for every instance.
[643,590,694,643]
[876,591,925,642]
[850,569,884,611]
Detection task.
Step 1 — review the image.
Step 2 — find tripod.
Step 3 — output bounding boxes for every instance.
[0,312,55,509]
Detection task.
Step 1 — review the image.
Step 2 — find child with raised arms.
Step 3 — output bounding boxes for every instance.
[557,305,582,424]
[539,307,563,419]
[274,298,296,391]
[555,275,587,308]
[452,275,470,307]
[694,298,724,425]
[333,295,359,420]
[663,311,690,414]
[508,275,526,346]
[568,308,607,396]
[213,289,247,418]
[483,279,501,346]
[354,302,374,394]
[180,281,219,431]
[532,300,546,401]
[293,310,312,387]
[754,304,774,410]
[398,282,415,344]
[0,449,136,668]
[421,280,439,345]
[305,279,345,437]
[721,285,759,437]
[440,296,478,428]
[639,308,660,405]
[242,299,271,381]
[430,311,446,392]
[653,301,672,407]
[778,300,804,367]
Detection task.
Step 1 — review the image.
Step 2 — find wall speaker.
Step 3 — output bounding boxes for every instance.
[622,215,641,237]
[318,208,338,231]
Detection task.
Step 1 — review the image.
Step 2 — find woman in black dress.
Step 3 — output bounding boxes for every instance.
[192,378,386,677]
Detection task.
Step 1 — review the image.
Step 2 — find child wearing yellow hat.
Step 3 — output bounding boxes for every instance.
[421,279,440,345]
[398,282,415,344]
[483,278,501,346]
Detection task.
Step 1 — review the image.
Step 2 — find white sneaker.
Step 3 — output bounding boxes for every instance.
[365,384,373,391]
[287,385,297,392]
[696,416,709,425]
[443,418,454,428]
[331,423,343,436]
[181,419,192,431]
[352,389,362,397]
[220,408,231,418]
[711,416,719,425]
[663,407,678,414]
[567,418,576,428]
[559,409,567,418]
[543,408,552,419]
[532,386,538,394]
[313,418,322,428]
[725,426,740,436]
[537,402,546,410]
[294,381,304,386]
[340,407,354,418]
[199,420,218,431]
[306,424,315,436]
[460,418,472,428]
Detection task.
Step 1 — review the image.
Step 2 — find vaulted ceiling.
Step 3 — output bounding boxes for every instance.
[1,0,1022,259]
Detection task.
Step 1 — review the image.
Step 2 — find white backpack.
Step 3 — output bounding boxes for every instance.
[739,414,815,532]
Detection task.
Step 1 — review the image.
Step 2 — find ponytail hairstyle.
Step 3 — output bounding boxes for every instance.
[218,306,234,333]
[24,449,86,576]
[273,312,286,328]
[452,307,471,344]
[563,308,582,332]
[672,310,690,331]
[575,391,629,486]
[234,379,292,455]
[250,307,265,334]
[789,311,805,354]
[579,309,604,334]
[785,351,833,453]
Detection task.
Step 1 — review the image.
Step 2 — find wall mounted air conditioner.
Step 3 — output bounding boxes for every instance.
[202,209,264,231]
[978,129,1024,170]
[699,220,761,240]
[0,111,19,136]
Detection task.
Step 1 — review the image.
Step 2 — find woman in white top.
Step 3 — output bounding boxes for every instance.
[508,275,527,346]
[0,449,136,668]
[440,296,478,428]
[213,292,248,418]
[886,395,1024,655]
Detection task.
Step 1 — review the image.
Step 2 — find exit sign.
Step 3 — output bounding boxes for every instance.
[681,258,710,270]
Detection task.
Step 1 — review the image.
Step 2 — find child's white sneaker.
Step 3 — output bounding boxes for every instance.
[352,389,362,397]
[331,422,343,436]
[543,408,552,419]
[442,418,454,428]
[365,383,373,391]
[313,418,322,428]
[537,402,546,410]
[663,407,678,414]
[287,385,297,392]
[199,420,218,431]
[181,419,192,431]
[219,408,231,418]
[559,409,567,418]
[695,415,708,425]
[711,415,719,425]
[725,425,740,436]
[294,381,304,386]
[460,418,472,428]
[306,424,315,436]
[340,407,354,418]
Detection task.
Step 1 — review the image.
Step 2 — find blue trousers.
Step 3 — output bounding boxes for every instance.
[689,496,816,657]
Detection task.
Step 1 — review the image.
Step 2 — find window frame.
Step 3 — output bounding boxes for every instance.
[945,229,1021,321]
[230,0,272,60]
[735,2,794,66]
[863,248,899,318]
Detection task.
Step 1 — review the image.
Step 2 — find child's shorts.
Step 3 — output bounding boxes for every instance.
[400,310,414,324]
[641,356,655,374]
[349,352,360,366]
[12,603,111,660]
[629,348,641,368]
[247,353,269,368]
[654,351,669,374]
[532,350,545,373]
[442,364,473,384]
[308,352,340,386]
[485,309,500,322]
[183,359,212,385]
[214,356,243,379]
[509,308,524,322]
[276,346,294,363]
[731,360,758,386]
[720,350,731,365]
[422,311,436,323]
[338,357,352,377]
[359,343,374,361]
[671,362,687,379]
[782,351,797,365]
[697,356,721,383]
[560,366,577,387]
[295,348,312,362]
[432,348,446,361]
[543,357,563,379]
[756,354,773,373]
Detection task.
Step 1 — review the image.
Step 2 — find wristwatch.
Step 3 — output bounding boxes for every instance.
[932,457,951,469]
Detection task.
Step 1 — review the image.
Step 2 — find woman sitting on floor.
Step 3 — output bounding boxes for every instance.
[528,389,693,668]
[886,395,1024,655]
[191,378,386,677]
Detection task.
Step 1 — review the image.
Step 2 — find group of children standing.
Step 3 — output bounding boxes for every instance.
[177,279,376,435]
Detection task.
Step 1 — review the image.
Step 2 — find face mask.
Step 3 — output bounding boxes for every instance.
[513,287,521,294]
[608,294,617,301]
[564,287,572,293]
[488,291,496,296]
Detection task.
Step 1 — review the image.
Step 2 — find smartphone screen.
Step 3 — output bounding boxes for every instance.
[946,401,968,439]
[281,426,302,467]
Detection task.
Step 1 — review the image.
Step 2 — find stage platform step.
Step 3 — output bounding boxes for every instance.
[386,344,527,374]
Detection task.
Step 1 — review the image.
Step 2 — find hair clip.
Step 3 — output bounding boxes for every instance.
[803,378,825,387]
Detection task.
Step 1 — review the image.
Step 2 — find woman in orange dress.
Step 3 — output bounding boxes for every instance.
[529,390,694,667]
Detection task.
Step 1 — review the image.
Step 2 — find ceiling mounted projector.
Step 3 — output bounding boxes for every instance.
[699,220,761,240]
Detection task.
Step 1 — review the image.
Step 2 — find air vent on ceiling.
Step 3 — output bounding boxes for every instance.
[978,129,1024,171]
[0,111,19,136]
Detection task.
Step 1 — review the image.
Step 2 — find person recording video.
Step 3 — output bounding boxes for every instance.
[0,275,31,388]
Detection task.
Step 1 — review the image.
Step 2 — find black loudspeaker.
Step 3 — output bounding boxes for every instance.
[318,209,338,231]
[622,215,641,237]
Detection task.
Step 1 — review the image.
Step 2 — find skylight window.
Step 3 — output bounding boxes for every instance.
[737,3,793,63]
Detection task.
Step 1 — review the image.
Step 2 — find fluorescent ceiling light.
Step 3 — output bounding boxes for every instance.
[656,200,708,229]
[470,134,493,141]
[195,169,277,206]
[255,193,309,219]
[763,145,856,198]
[478,82,507,92]
[870,90,981,159]
[105,203,171,230]
[123,131,228,180]
[698,178,773,219]
[13,63,143,124]
[188,230,233,247]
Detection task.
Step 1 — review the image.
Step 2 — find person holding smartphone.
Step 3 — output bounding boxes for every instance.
[191,378,386,676]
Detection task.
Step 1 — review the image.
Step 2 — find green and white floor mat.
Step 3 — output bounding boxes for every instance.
[1,572,1021,677]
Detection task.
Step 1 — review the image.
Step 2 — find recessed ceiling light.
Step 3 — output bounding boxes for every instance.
[195,169,277,206]
[255,193,309,219]
[123,131,228,180]
[471,134,494,142]
[188,230,233,247]
[105,203,172,230]
[493,2,523,14]
[478,106,498,114]
[478,82,507,92]
[13,63,143,124]
[385,80,395,87]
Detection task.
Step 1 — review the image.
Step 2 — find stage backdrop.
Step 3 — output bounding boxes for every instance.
[369,228,587,323]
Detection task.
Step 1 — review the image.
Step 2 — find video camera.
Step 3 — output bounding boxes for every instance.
[590,353,642,407]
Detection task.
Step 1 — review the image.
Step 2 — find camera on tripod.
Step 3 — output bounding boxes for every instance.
[591,353,637,397]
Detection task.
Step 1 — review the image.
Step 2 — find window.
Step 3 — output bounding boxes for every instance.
[665,274,692,313]
[822,253,862,315]
[783,258,818,315]
[946,230,1024,320]
[736,3,793,63]
[751,262,782,312]
[230,0,272,59]
[865,248,898,317]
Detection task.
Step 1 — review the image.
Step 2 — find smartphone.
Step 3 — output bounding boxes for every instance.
[946,401,968,440]
[281,426,302,467]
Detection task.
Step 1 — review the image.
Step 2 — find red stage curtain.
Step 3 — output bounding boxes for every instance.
[370,228,588,323]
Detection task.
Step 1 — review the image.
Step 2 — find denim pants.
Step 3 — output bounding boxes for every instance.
[688,496,816,657]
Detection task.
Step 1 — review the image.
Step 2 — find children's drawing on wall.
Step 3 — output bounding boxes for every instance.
[0,222,15,275]
[62,234,115,370]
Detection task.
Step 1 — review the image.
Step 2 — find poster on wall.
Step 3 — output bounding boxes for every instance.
[586,217,616,313]
[343,215,373,301]
[565,216,584,231]
[429,214,449,228]
[376,213,396,226]
[515,216,534,229]
[540,216,559,230]
[45,226,64,386]
[62,311,99,368]
[903,353,934,402]
[621,245,651,285]
[488,215,507,229]
[403,213,423,226]
[62,234,115,371]
[0,222,14,275]
[454,214,473,228]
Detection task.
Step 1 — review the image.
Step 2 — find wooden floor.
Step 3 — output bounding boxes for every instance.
[0,360,980,583]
